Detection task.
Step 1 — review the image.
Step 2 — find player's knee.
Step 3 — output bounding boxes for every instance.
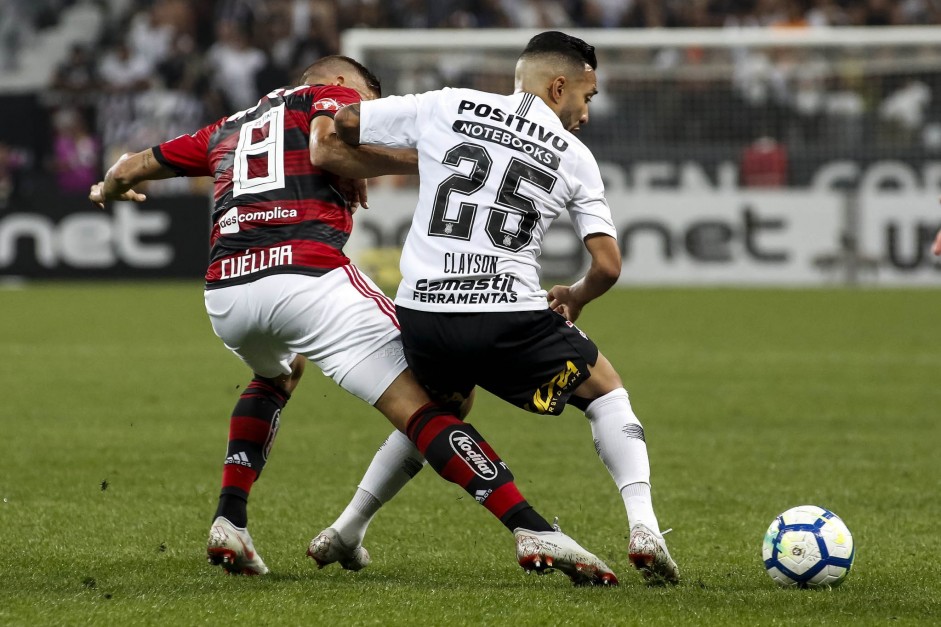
[284,355,306,393]
[574,353,623,403]
[266,355,305,395]
[374,369,433,432]
[457,388,476,419]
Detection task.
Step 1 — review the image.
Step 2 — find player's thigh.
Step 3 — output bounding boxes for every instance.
[204,282,294,378]
[396,307,477,414]
[278,266,404,403]
[337,338,409,406]
[572,352,623,400]
[479,310,600,416]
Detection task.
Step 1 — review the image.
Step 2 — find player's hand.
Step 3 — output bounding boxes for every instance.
[547,284,584,322]
[88,181,147,209]
[336,177,368,213]
[933,197,941,255]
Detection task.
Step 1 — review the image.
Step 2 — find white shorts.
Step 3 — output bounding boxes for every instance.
[204,266,407,405]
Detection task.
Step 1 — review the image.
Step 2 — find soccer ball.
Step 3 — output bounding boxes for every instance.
[762,505,855,588]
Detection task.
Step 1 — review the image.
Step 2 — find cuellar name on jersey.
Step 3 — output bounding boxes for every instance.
[220,244,293,280]
[453,100,568,170]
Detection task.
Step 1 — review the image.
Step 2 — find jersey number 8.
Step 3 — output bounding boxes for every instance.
[232,103,286,198]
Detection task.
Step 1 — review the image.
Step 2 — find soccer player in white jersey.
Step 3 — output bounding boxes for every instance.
[89,55,617,585]
[314,32,680,584]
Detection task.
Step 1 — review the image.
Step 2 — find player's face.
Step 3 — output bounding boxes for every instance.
[558,65,597,133]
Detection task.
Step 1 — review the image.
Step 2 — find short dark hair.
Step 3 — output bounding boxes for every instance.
[299,55,382,97]
[519,31,597,71]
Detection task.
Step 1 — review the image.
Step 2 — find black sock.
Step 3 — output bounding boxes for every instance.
[504,505,553,533]
[215,491,248,528]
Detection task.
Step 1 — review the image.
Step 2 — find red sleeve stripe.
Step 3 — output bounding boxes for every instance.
[151,145,187,176]
[157,123,216,177]
[342,265,399,329]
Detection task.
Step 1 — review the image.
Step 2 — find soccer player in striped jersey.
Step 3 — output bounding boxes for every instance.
[320,32,680,584]
[89,55,616,585]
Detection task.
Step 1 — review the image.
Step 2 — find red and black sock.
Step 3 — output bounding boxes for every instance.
[214,378,288,528]
[406,404,552,533]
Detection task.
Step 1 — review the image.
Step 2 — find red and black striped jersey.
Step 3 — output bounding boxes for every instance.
[152,84,360,288]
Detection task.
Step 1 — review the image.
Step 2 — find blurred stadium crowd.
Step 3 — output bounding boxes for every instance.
[1,0,941,206]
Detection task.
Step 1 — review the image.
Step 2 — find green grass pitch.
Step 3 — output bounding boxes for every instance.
[2,282,939,625]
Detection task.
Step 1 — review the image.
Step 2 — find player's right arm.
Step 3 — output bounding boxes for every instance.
[309,109,418,179]
[334,92,429,149]
[333,103,362,146]
[90,123,214,208]
[89,149,175,208]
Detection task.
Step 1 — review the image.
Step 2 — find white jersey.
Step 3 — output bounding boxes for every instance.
[359,87,616,312]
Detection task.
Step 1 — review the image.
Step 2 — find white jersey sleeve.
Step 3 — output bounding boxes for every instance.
[359,92,434,148]
[567,150,617,241]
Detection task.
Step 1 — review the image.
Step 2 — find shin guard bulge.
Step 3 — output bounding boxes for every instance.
[215,378,288,526]
[406,404,544,530]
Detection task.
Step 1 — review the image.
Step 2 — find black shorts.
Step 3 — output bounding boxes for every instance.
[396,307,599,416]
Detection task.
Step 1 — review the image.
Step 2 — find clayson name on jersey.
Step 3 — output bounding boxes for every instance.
[453,99,568,170]
[443,253,497,274]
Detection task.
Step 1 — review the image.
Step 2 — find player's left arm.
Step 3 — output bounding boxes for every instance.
[89,149,176,208]
[548,148,620,322]
[548,234,620,322]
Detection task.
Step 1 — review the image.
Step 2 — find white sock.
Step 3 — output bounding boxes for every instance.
[331,430,426,546]
[585,388,661,535]
[622,482,661,536]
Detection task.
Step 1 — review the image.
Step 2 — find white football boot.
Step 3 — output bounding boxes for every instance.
[628,524,679,585]
[307,527,371,571]
[514,519,619,586]
[206,516,269,575]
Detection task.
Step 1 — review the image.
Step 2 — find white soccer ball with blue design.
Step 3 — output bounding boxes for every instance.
[762,505,855,588]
